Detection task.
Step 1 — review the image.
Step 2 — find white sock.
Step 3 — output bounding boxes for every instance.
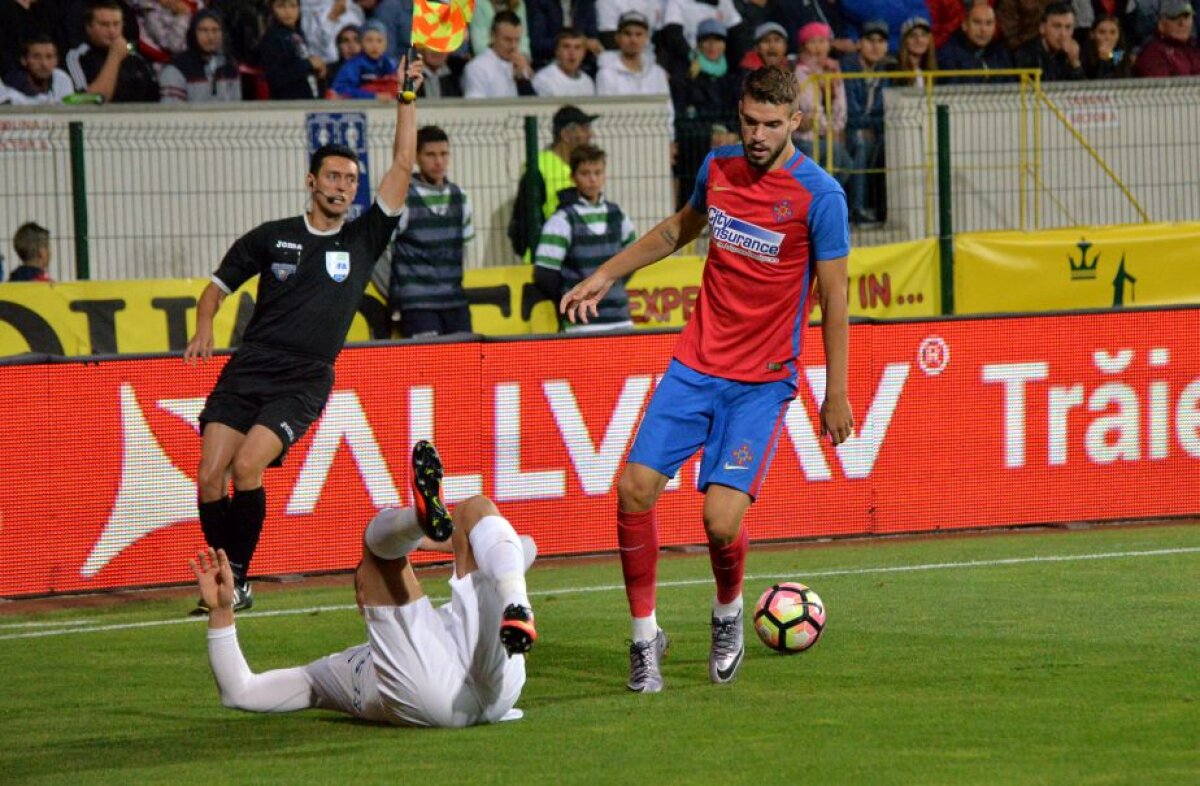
[631,613,658,643]
[469,515,529,610]
[364,507,422,560]
[713,595,743,619]
[519,535,538,572]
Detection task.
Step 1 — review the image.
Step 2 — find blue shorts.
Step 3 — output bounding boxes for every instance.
[627,360,794,498]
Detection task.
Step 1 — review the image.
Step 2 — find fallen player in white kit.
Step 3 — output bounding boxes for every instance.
[190,441,538,728]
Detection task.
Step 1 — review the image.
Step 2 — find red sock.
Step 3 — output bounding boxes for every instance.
[617,508,659,618]
[708,525,749,604]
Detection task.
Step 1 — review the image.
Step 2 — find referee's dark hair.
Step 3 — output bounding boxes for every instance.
[309,144,360,176]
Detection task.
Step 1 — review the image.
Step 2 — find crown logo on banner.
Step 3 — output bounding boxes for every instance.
[1069,239,1100,280]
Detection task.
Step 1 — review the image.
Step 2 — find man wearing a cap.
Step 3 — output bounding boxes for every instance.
[1014,2,1084,81]
[641,0,743,78]
[840,18,889,225]
[734,0,805,60]
[1133,1,1200,76]
[596,0,667,48]
[540,106,599,218]
[671,0,743,49]
[738,21,791,71]
[560,65,852,694]
[510,105,598,257]
[840,0,931,52]
[675,18,739,207]
[596,11,675,137]
[681,18,737,110]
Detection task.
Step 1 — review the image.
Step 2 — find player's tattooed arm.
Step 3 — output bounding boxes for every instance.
[562,202,707,322]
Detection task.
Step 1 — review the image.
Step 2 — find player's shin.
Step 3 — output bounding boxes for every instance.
[618,507,660,642]
[365,507,424,559]
[468,515,529,610]
[708,524,748,617]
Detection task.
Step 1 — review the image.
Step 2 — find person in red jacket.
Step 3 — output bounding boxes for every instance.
[1133,0,1200,77]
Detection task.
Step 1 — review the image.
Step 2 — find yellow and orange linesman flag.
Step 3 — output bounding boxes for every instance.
[412,0,475,52]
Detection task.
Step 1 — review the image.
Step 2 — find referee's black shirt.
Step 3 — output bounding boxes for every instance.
[213,200,403,363]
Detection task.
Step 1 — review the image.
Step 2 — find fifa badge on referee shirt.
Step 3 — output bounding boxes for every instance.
[325,251,351,282]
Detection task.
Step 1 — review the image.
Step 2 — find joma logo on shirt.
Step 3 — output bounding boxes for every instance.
[275,240,303,251]
[708,207,784,264]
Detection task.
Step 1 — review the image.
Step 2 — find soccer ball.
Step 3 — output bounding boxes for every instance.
[753,582,826,653]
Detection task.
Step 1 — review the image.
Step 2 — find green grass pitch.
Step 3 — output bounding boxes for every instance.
[1,524,1197,785]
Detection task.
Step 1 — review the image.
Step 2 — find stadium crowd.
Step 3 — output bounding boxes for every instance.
[2,0,1197,107]
[2,0,1198,245]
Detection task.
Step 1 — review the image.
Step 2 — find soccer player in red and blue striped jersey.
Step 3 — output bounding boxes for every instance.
[561,65,854,693]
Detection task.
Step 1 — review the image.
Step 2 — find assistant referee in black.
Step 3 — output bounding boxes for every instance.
[183,58,426,614]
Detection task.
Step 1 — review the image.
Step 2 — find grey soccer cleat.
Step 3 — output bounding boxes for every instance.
[709,609,745,684]
[627,628,669,693]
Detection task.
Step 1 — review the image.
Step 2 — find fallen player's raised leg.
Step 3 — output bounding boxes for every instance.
[449,494,537,654]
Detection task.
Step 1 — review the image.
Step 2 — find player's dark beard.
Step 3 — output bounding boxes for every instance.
[745,136,789,171]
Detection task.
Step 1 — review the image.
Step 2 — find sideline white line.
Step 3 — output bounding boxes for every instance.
[2,546,1197,642]
[0,619,99,630]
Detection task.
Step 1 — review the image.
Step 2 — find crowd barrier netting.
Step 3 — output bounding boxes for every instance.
[1,305,1198,597]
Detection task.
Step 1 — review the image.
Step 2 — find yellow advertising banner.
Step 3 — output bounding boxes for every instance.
[0,238,939,357]
[843,238,939,319]
[955,223,1200,314]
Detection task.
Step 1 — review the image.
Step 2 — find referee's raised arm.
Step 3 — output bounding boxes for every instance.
[376,54,425,214]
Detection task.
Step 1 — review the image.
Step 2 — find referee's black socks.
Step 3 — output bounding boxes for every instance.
[226,487,267,585]
[198,497,231,552]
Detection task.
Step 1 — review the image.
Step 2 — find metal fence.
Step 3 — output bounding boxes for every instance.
[833,72,1200,245]
[2,79,1199,282]
[0,97,674,281]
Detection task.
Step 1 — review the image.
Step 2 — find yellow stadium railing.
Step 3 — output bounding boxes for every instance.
[798,67,1150,233]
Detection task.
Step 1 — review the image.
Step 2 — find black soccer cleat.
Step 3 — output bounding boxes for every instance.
[500,604,537,656]
[232,580,254,611]
[187,581,253,615]
[411,440,453,542]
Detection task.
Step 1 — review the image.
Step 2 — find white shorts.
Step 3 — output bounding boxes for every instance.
[305,571,525,728]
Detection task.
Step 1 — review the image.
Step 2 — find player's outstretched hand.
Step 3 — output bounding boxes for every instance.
[820,394,855,446]
[559,273,615,325]
[189,547,235,611]
[183,328,214,364]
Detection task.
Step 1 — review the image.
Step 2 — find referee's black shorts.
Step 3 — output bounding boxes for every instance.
[198,343,335,466]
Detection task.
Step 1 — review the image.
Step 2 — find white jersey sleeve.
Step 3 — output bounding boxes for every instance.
[207,626,317,712]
